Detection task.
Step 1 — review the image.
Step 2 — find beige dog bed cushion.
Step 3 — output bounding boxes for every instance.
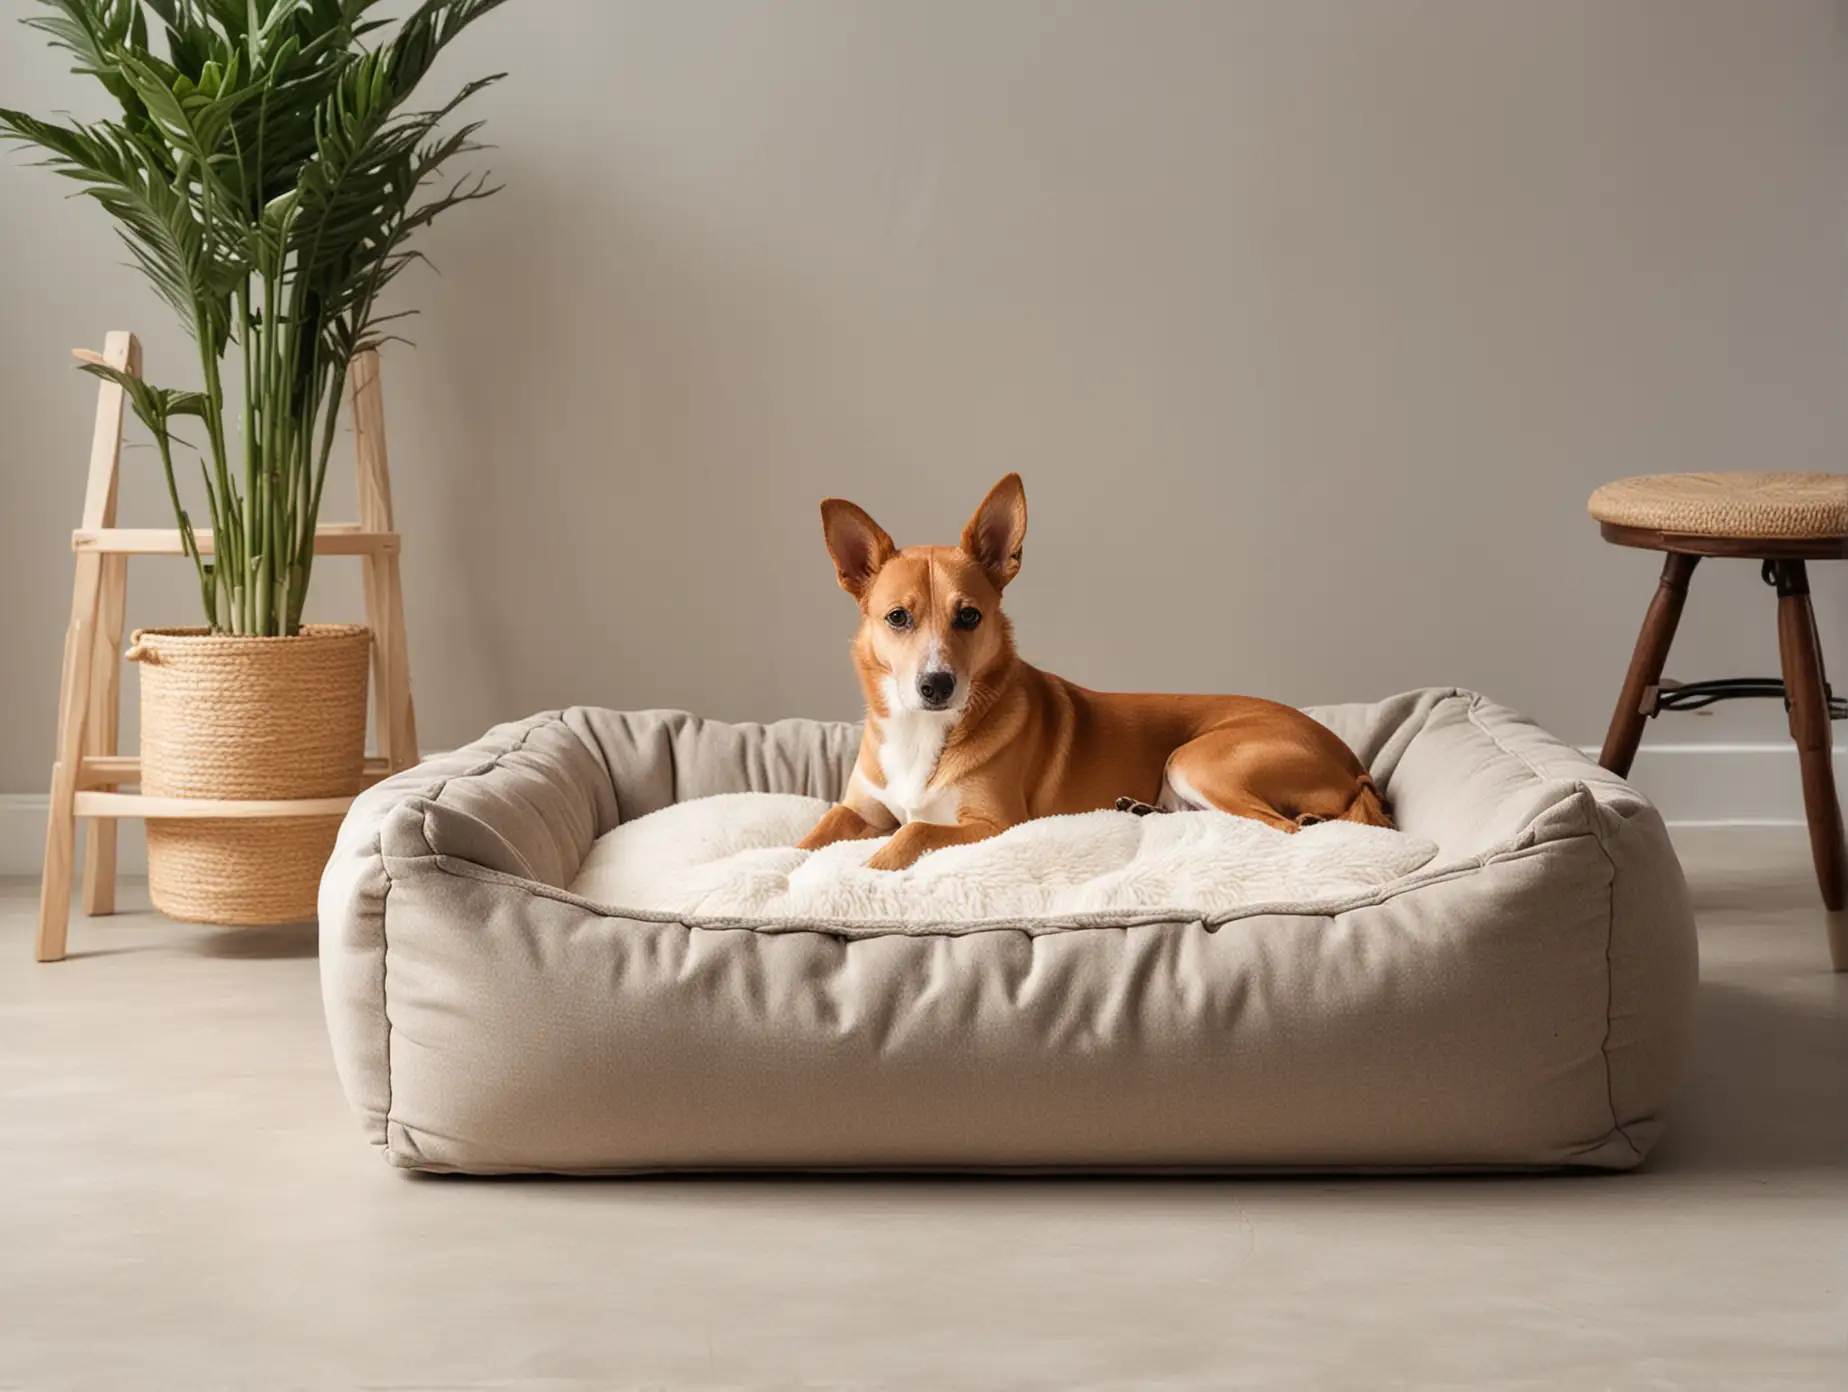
[319,689,1698,1175]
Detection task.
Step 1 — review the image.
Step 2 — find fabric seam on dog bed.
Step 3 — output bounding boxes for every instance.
[379,713,563,1161]
[378,827,399,1162]
[410,838,1593,939]
[1587,808,1645,1165]
[1463,694,1643,1164]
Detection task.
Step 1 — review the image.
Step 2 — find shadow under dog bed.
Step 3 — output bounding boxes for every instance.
[319,688,1697,1175]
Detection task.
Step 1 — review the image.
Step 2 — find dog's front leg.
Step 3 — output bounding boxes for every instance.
[798,802,893,851]
[863,819,1005,872]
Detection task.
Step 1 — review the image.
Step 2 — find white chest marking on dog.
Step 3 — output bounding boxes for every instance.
[870,681,962,825]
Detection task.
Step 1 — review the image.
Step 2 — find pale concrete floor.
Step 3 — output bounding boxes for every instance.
[1,827,1844,1391]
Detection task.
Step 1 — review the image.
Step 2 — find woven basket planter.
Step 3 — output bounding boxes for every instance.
[128,624,372,925]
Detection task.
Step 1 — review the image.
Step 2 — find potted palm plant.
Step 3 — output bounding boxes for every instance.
[3,0,512,924]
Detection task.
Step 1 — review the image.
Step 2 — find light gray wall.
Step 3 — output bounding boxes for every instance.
[2,0,1844,796]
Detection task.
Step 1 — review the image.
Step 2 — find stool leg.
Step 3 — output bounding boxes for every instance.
[81,552,128,916]
[1600,552,1699,778]
[1772,562,1846,963]
[37,553,104,962]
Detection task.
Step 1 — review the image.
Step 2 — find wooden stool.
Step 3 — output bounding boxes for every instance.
[1590,471,1847,969]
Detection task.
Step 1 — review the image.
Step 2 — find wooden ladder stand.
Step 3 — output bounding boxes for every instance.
[36,330,419,962]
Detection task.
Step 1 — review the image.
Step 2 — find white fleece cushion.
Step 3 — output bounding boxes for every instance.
[567,792,1439,922]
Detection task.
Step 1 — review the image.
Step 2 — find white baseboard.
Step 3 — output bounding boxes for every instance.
[0,795,146,878]
[1584,742,1839,828]
[0,743,1839,876]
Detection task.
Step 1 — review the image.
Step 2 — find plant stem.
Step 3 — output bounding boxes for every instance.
[295,355,349,630]
[192,300,240,628]
[151,425,214,627]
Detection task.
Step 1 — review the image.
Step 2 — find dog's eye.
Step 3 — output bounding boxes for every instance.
[884,608,911,629]
[953,606,982,630]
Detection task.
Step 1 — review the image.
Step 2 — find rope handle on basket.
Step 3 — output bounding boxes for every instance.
[125,630,158,664]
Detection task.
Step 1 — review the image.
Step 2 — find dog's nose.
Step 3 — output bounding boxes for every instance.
[917,671,956,708]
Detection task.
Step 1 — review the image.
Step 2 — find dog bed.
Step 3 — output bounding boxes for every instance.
[320,688,1698,1174]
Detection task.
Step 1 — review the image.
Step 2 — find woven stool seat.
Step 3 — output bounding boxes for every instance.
[1589,472,1847,541]
[1588,470,1845,959]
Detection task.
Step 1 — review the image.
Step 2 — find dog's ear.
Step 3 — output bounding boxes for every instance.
[961,473,1028,590]
[820,498,896,600]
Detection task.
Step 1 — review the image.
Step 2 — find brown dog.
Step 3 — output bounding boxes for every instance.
[798,474,1390,871]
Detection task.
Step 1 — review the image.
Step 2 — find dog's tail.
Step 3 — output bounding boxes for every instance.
[1338,775,1394,830]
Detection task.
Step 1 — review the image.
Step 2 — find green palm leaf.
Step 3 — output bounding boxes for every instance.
[2,0,513,635]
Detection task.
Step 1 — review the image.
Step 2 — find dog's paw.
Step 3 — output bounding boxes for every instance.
[1114,796,1163,817]
[861,845,912,873]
